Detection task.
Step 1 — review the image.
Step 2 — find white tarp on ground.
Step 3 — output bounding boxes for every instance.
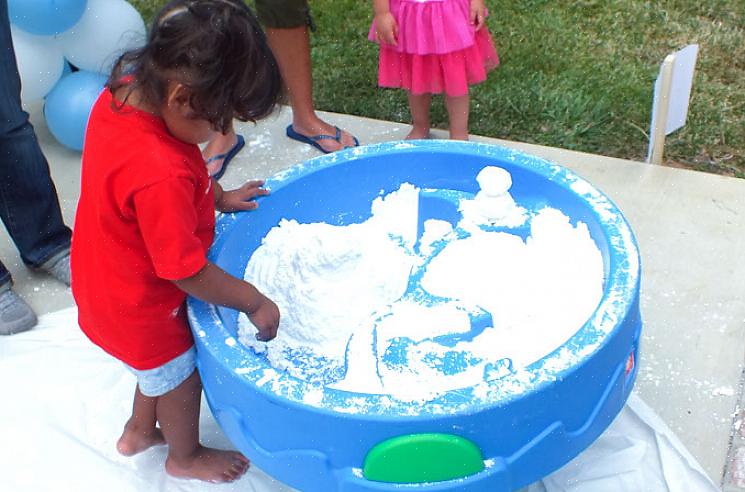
[0,308,719,492]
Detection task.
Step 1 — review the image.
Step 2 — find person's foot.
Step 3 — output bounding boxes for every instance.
[116,421,166,456]
[39,251,71,287]
[0,285,37,335]
[291,118,358,153]
[406,126,431,140]
[203,132,240,178]
[165,446,250,483]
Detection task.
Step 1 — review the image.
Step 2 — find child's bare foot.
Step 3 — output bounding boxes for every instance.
[406,126,431,140]
[165,446,250,483]
[117,422,166,456]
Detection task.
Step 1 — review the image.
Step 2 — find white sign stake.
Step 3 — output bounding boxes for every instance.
[647,44,699,164]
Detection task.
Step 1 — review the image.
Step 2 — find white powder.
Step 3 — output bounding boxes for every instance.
[458,166,527,230]
[238,184,419,383]
[418,219,453,257]
[712,386,735,397]
[237,167,604,402]
[420,209,604,369]
[476,166,512,196]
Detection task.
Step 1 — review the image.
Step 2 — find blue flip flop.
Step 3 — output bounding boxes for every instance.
[286,125,359,154]
[206,134,245,180]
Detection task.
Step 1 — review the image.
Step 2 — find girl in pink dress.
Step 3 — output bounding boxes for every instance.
[370,0,499,140]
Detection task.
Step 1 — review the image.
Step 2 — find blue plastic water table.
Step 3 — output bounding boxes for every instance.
[187,140,642,491]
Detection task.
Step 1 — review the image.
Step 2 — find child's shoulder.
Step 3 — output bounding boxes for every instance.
[129,134,204,183]
[86,123,202,187]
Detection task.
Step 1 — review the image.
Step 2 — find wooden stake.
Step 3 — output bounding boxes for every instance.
[648,54,676,165]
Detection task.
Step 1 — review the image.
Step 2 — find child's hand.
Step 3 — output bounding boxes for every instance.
[470,0,486,31]
[249,293,280,342]
[374,12,398,46]
[216,179,269,213]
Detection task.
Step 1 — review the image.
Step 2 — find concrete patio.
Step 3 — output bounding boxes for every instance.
[4,103,745,490]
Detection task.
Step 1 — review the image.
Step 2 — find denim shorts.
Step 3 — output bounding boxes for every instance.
[124,347,197,397]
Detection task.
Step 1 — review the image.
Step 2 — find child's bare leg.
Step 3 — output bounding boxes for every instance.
[406,92,432,140]
[160,370,249,483]
[444,94,470,140]
[117,385,166,456]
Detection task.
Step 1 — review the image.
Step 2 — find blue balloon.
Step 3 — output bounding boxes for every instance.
[44,70,107,152]
[9,0,87,36]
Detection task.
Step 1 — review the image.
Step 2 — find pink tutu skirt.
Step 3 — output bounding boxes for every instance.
[369,0,499,96]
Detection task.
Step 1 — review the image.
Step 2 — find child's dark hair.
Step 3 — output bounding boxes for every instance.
[109,0,282,133]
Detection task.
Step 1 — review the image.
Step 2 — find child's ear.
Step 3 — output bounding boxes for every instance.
[165,82,192,115]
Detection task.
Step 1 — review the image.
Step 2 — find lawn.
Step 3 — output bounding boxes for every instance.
[130,0,745,177]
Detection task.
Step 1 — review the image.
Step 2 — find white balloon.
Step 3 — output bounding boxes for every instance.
[10,26,65,103]
[57,0,146,75]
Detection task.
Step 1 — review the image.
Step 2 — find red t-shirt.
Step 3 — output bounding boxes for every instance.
[71,89,215,370]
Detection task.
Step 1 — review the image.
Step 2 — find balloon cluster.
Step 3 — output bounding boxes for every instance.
[9,0,146,151]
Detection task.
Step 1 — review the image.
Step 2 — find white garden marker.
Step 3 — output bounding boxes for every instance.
[647,44,699,165]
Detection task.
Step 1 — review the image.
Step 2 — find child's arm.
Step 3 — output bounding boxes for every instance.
[174,262,280,341]
[470,0,486,31]
[213,179,269,213]
[373,0,398,46]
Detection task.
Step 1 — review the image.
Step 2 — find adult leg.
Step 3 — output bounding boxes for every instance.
[255,0,357,152]
[160,370,249,483]
[0,0,54,336]
[406,92,432,140]
[116,385,166,456]
[0,0,72,268]
[266,26,357,151]
[444,94,470,140]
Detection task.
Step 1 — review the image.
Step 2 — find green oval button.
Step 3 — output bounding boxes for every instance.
[363,433,484,483]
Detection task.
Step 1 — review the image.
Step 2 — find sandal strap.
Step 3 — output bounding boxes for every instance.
[307,126,343,143]
[205,152,229,164]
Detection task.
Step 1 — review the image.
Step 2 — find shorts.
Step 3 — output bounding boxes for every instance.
[254,0,313,29]
[124,346,197,397]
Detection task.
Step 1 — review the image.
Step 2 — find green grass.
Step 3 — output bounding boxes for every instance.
[130,0,745,177]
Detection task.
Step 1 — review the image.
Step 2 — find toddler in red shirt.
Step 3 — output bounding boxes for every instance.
[71,0,282,483]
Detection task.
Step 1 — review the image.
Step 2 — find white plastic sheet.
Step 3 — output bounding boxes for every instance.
[527,395,718,492]
[0,308,719,492]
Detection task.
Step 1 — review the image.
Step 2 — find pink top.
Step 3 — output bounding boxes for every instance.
[369,0,479,55]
